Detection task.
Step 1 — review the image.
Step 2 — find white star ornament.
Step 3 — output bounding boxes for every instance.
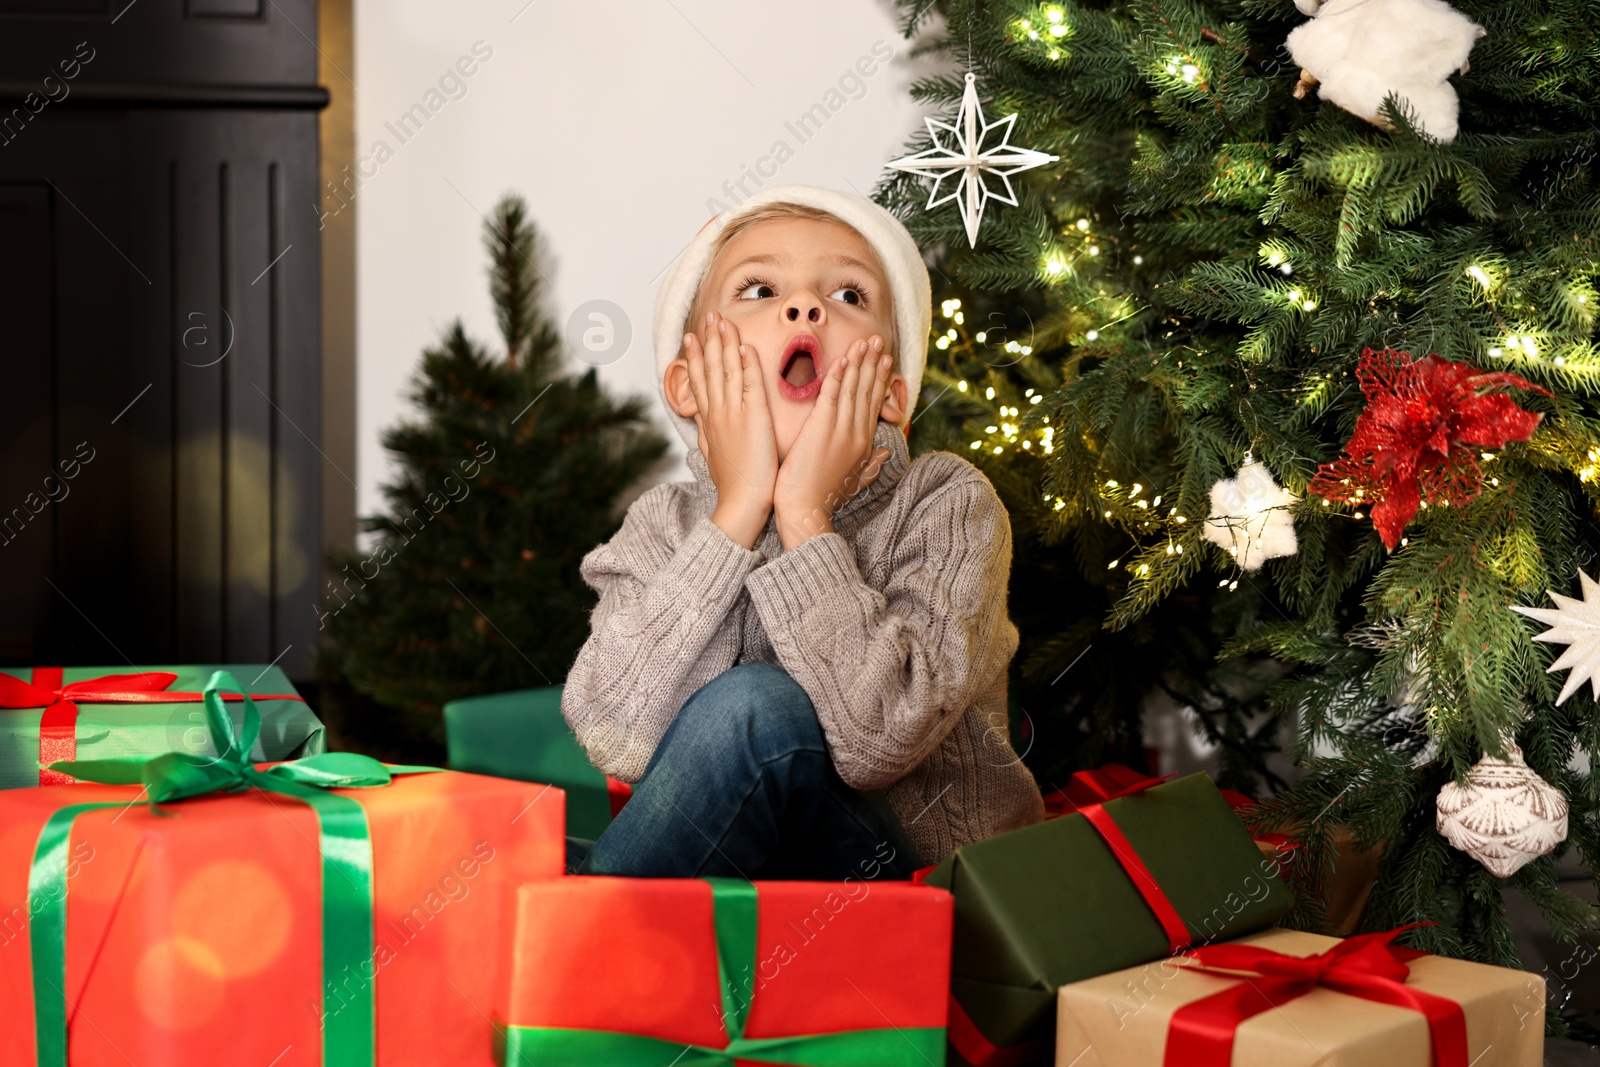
[885,72,1059,248]
[1511,569,1600,705]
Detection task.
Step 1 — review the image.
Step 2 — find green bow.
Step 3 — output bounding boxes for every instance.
[30,669,434,1067]
[493,877,946,1066]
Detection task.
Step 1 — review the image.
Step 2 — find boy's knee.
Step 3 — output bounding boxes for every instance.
[679,662,822,753]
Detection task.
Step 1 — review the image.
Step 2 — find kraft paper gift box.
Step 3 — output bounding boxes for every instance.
[493,875,954,1065]
[0,671,564,1067]
[0,663,325,787]
[1055,926,1544,1067]
[922,770,1292,1067]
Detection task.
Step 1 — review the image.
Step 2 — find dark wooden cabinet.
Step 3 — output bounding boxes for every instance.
[0,0,326,680]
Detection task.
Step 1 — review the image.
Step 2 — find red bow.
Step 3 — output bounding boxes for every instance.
[1167,925,1467,1067]
[0,668,306,785]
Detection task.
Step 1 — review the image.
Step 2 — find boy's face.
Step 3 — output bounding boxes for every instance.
[683,216,904,462]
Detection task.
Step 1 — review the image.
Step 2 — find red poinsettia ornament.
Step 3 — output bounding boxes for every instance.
[1308,348,1549,550]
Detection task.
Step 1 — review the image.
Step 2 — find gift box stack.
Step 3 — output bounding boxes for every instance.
[914,763,1546,1067]
[0,668,956,1066]
[0,665,1547,1066]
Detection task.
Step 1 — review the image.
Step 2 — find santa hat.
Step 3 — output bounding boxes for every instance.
[653,184,932,453]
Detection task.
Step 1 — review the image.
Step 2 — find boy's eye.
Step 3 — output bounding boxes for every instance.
[830,286,864,306]
[735,281,776,300]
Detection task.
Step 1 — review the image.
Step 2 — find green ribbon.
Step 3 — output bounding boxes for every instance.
[493,876,946,1066]
[28,669,434,1067]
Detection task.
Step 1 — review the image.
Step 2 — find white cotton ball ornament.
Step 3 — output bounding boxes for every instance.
[1203,459,1298,572]
[1436,741,1568,878]
[1286,0,1485,142]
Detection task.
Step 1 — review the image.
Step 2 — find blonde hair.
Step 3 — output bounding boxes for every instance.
[685,202,899,367]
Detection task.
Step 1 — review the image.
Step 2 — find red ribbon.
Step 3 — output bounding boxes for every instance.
[945,993,1052,1067]
[0,668,306,785]
[1165,925,1468,1067]
[605,775,633,818]
[1042,764,1191,955]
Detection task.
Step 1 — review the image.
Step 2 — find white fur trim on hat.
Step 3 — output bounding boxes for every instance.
[653,184,932,453]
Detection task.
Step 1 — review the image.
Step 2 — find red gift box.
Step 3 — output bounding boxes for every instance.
[494,875,953,1064]
[0,670,565,1067]
[0,772,564,1066]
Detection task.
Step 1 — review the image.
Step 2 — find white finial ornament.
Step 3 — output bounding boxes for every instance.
[1436,740,1568,878]
[1202,457,1298,571]
[1511,570,1600,706]
[885,72,1059,248]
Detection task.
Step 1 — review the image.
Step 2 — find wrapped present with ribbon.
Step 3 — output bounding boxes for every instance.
[443,685,631,840]
[921,769,1292,1067]
[1056,925,1544,1066]
[0,670,563,1067]
[493,874,953,1065]
[0,663,325,787]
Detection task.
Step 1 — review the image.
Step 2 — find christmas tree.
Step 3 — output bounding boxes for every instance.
[882,0,1600,976]
[316,195,669,761]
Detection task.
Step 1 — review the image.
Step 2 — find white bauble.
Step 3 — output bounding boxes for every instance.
[1203,459,1298,572]
[1435,742,1568,878]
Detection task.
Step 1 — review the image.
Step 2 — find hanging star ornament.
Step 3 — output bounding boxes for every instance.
[885,72,1059,247]
[1512,569,1600,705]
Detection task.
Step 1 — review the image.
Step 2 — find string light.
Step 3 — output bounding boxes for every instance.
[1579,447,1600,483]
[1507,334,1540,357]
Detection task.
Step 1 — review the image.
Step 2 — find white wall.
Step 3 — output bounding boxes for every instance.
[350,0,949,523]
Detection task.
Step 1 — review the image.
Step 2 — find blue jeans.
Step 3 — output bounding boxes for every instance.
[566,662,927,880]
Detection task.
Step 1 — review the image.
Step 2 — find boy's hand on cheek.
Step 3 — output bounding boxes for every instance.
[773,335,894,551]
[683,310,780,524]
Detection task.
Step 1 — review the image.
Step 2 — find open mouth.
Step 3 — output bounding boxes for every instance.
[778,335,823,401]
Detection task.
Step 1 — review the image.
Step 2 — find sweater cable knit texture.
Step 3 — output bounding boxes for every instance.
[560,419,1047,867]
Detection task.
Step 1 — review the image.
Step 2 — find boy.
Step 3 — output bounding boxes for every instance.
[562,184,1045,880]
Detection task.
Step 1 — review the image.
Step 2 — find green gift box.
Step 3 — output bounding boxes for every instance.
[0,664,324,789]
[923,771,1293,1067]
[443,684,631,840]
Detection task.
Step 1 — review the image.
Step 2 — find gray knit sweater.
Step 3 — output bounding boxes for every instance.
[560,418,1046,867]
